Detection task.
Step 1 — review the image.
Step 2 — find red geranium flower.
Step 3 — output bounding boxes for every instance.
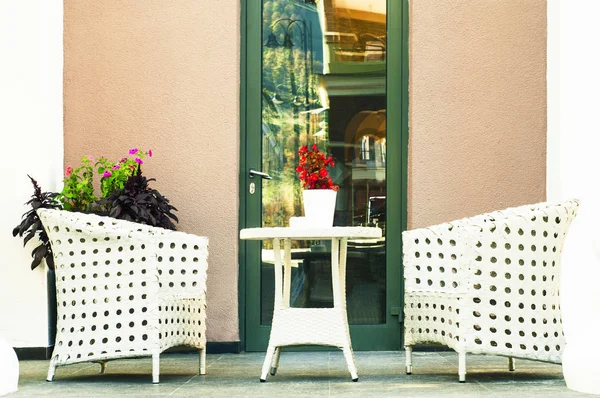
[295,145,339,191]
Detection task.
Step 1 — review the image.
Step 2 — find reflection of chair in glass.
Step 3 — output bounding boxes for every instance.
[368,195,386,232]
[402,200,579,382]
[38,209,208,383]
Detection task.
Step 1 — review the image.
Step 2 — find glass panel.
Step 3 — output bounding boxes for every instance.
[260,0,387,326]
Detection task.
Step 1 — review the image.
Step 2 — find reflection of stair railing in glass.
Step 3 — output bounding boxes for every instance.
[360,33,387,61]
[318,0,387,73]
[325,32,386,63]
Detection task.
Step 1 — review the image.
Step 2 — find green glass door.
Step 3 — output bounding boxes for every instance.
[241,0,408,351]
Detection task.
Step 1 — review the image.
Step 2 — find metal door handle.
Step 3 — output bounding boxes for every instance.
[249,169,272,180]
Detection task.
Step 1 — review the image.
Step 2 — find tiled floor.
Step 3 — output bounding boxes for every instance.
[11,351,595,397]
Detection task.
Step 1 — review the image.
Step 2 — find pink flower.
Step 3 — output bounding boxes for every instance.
[103,170,112,178]
[65,166,73,177]
[148,149,153,157]
[129,148,138,155]
[112,164,121,170]
[86,155,94,163]
[120,157,127,163]
[135,157,143,165]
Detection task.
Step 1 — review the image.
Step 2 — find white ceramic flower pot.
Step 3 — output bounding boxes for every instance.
[302,189,337,228]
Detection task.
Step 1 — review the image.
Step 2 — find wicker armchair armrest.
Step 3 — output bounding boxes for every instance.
[154,230,208,299]
[403,221,479,295]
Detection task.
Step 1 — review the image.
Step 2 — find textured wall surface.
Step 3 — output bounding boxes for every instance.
[409,0,547,228]
[63,0,548,343]
[63,1,240,342]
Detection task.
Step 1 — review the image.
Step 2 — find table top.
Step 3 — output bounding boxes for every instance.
[240,226,382,240]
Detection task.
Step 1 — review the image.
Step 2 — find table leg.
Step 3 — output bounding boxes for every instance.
[282,239,292,308]
[272,238,283,310]
[339,238,348,308]
[261,238,284,382]
[343,347,359,382]
[331,239,341,308]
[331,238,358,381]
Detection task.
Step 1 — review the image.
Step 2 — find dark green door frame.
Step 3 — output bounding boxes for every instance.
[239,0,409,351]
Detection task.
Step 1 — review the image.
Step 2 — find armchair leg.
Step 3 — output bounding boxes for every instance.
[46,362,56,382]
[152,353,160,384]
[405,346,413,375]
[270,347,281,376]
[342,346,359,382]
[199,348,206,375]
[260,345,276,382]
[458,351,466,383]
[508,357,516,372]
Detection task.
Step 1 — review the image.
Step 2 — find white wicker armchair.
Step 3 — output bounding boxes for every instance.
[37,209,208,383]
[402,199,579,382]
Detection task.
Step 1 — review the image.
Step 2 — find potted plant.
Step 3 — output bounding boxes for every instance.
[13,147,178,269]
[13,149,172,264]
[295,144,339,227]
[97,165,178,229]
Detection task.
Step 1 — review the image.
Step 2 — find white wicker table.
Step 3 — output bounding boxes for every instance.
[240,226,382,382]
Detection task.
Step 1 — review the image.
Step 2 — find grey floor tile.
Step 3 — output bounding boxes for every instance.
[10,351,590,397]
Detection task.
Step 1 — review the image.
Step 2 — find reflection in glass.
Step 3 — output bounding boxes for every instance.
[260,0,387,326]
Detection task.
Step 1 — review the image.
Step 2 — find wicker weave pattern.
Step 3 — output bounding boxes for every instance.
[268,308,349,347]
[37,209,208,383]
[403,199,579,381]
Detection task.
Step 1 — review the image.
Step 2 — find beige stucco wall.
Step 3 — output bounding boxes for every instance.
[408,0,547,228]
[63,0,547,344]
[63,1,240,342]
